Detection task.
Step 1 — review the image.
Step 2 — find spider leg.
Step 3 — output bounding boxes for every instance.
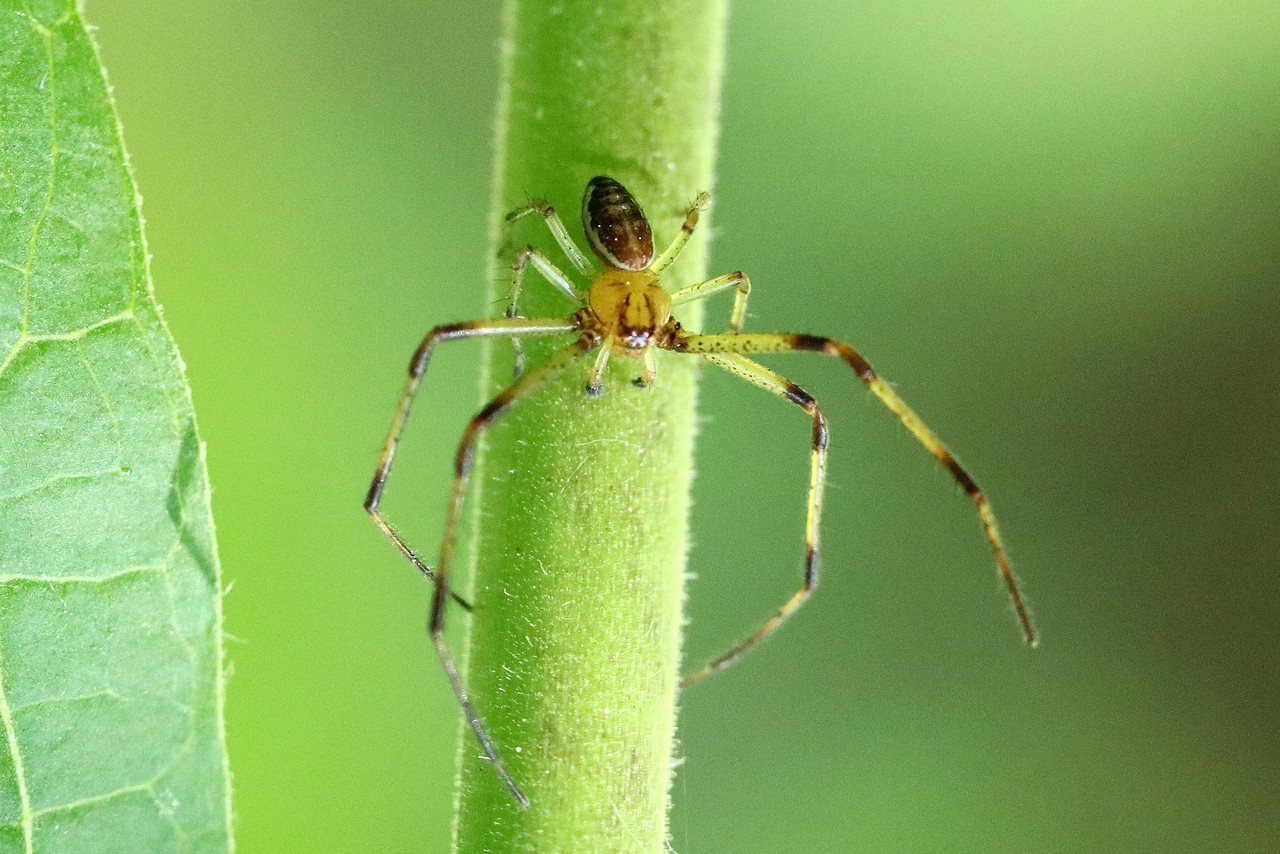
[431,336,597,808]
[669,270,751,332]
[672,332,1038,648]
[633,349,657,388]
[586,343,611,396]
[364,317,579,609]
[505,199,594,275]
[678,352,827,687]
[650,190,712,274]
[506,247,582,379]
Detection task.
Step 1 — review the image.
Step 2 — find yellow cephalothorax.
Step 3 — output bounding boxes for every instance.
[587,268,672,353]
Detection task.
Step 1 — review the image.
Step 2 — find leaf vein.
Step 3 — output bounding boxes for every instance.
[0,9,61,849]
[10,688,191,718]
[17,10,60,348]
[0,467,129,505]
[0,564,162,585]
[0,311,136,380]
[0,646,34,854]
[74,338,126,466]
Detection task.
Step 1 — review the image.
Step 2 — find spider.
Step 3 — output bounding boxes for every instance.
[364,175,1037,808]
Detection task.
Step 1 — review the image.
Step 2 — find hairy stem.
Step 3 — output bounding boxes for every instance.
[450,0,728,850]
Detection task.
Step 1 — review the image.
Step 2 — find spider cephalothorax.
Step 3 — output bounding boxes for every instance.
[364,176,1036,808]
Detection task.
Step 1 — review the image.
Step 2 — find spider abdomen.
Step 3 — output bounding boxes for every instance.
[582,176,655,271]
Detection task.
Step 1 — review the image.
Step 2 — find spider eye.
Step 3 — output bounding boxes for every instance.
[582,176,654,271]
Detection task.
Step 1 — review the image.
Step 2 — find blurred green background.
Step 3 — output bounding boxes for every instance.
[89,1,1279,851]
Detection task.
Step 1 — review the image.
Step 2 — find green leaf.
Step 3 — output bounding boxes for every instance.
[0,3,233,851]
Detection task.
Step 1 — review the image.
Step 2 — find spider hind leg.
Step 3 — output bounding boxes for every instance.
[671,330,1037,650]
[677,351,828,688]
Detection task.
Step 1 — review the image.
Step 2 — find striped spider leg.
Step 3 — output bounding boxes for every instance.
[665,330,1038,687]
[364,317,588,808]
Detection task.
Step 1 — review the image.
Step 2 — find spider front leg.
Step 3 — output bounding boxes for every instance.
[505,197,595,275]
[650,190,712,273]
[585,344,610,396]
[672,331,1038,649]
[670,270,752,332]
[506,247,582,379]
[675,351,828,687]
[364,317,579,607]
[633,349,658,388]
[430,336,597,809]
[502,189,593,380]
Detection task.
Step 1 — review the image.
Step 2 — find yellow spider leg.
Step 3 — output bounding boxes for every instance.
[671,331,1038,649]
[679,351,828,688]
[634,348,658,388]
[364,317,578,605]
[585,343,611,396]
[505,198,594,275]
[649,191,711,274]
[506,246,582,378]
[430,336,597,809]
[669,270,752,332]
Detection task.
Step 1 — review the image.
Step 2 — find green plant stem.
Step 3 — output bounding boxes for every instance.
[451,1,727,850]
